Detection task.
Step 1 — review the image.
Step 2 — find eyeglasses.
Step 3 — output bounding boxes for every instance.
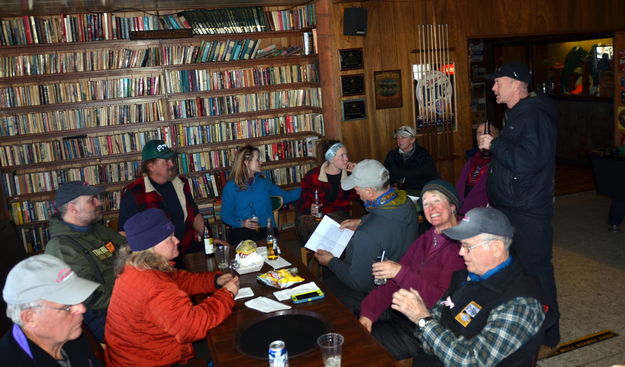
[459,239,493,253]
[28,304,74,313]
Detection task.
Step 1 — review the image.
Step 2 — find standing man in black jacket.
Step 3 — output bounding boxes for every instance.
[478,62,559,353]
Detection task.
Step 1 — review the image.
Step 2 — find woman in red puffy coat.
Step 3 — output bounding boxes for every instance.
[105,208,239,367]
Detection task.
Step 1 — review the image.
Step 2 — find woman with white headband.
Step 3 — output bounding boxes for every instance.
[295,140,358,243]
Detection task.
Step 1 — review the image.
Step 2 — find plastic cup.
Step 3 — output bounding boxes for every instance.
[373,255,387,285]
[215,245,230,272]
[317,333,343,367]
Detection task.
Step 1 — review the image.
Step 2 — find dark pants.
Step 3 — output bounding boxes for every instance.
[371,310,421,360]
[84,308,107,343]
[499,208,560,347]
[228,227,271,246]
[608,199,625,226]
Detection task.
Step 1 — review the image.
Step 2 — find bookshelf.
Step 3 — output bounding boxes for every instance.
[0,4,324,253]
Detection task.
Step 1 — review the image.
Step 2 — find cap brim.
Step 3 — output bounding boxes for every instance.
[45,273,99,305]
[484,71,503,80]
[341,176,357,190]
[442,222,480,241]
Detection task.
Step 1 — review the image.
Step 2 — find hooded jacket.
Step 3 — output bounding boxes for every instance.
[487,94,557,217]
[328,190,418,293]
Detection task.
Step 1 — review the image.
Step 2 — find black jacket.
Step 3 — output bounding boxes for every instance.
[384,145,437,191]
[487,94,557,217]
[0,326,103,366]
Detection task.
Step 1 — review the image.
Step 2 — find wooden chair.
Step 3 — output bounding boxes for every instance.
[271,195,284,229]
[300,247,321,278]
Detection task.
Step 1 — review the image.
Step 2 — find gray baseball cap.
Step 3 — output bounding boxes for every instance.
[443,207,514,240]
[3,254,99,305]
[341,159,389,190]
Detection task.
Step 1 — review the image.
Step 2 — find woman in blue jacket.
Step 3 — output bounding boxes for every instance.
[221,145,301,245]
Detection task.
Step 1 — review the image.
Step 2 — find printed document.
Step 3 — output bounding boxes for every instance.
[304,215,354,257]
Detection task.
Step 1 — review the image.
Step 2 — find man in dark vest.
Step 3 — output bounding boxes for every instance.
[391,207,549,366]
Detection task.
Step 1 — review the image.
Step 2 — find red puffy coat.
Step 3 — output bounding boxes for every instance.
[105,265,235,366]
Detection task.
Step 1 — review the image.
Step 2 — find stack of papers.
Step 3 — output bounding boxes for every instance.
[244,297,292,313]
[304,216,354,257]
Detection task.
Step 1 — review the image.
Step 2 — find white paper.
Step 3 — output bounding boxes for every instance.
[264,256,291,269]
[244,296,291,313]
[304,216,354,257]
[234,287,254,300]
[273,281,321,301]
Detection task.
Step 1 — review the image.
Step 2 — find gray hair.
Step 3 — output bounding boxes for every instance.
[6,301,40,326]
[57,197,80,217]
[481,234,513,250]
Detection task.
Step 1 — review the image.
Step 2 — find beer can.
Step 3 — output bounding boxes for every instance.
[268,340,289,367]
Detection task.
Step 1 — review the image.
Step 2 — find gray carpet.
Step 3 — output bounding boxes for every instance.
[538,191,625,367]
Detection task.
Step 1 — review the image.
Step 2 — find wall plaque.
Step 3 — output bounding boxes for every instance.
[341,74,365,96]
[339,48,364,70]
[342,99,366,121]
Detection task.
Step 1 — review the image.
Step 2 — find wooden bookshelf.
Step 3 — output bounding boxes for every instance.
[0,3,324,253]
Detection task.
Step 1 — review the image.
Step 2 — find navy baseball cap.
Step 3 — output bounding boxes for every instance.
[55,181,104,208]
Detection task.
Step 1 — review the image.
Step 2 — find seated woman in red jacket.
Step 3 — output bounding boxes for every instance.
[358,179,466,361]
[105,208,239,367]
[295,140,358,243]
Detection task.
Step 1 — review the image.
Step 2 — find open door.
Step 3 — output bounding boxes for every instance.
[614,31,625,147]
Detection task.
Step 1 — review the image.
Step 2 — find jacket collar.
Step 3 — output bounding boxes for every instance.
[318,161,348,183]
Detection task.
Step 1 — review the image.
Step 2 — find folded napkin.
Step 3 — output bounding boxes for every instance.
[244,296,291,313]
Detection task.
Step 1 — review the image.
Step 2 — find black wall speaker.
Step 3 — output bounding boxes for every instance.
[343,8,367,36]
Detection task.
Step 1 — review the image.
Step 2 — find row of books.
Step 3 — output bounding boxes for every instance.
[9,190,121,225]
[0,75,161,108]
[1,160,142,197]
[190,171,227,199]
[0,13,190,46]
[0,47,162,78]
[0,128,171,166]
[262,163,315,186]
[0,4,316,46]
[164,62,319,94]
[169,87,322,119]
[174,113,324,147]
[177,138,313,174]
[18,225,49,254]
[0,101,165,137]
[162,39,263,65]
[7,161,311,225]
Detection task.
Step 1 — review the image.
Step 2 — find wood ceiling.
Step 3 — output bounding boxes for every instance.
[0,0,311,17]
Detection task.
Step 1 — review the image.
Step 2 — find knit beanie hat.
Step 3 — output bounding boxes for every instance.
[421,179,460,209]
[124,208,175,251]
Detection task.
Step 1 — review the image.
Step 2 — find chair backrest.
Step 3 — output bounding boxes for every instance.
[271,196,284,228]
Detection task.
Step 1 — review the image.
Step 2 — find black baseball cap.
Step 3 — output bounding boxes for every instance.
[486,62,531,84]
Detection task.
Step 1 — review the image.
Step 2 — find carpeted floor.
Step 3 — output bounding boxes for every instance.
[538,191,625,366]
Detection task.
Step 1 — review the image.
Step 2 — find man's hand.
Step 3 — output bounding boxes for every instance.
[314,249,334,266]
[478,134,494,151]
[359,316,373,332]
[391,288,430,323]
[372,260,402,280]
[340,218,361,231]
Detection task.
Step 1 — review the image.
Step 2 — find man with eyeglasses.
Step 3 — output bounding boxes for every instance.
[45,181,128,343]
[391,207,553,366]
[118,139,206,268]
[1,254,103,366]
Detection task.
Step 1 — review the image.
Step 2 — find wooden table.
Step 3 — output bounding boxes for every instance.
[202,246,401,367]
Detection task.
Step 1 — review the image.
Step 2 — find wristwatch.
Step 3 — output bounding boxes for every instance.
[417,316,434,329]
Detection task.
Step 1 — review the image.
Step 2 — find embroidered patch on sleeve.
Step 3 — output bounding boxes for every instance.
[454,300,482,327]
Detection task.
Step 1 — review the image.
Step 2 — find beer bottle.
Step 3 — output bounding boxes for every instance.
[481,120,492,157]
[203,219,214,255]
[266,218,278,260]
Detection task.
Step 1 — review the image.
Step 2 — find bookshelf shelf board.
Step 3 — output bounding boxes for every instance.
[169,106,322,124]
[7,181,127,202]
[160,27,316,44]
[0,66,165,85]
[0,120,171,143]
[166,82,320,100]
[163,54,318,71]
[0,151,143,171]
[0,95,165,115]
[0,39,163,53]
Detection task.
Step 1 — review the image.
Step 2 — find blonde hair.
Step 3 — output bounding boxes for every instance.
[115,245,173,275]
[229,145,260,190]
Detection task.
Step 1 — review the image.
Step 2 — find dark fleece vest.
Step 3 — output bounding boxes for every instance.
[437,260,547,366]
